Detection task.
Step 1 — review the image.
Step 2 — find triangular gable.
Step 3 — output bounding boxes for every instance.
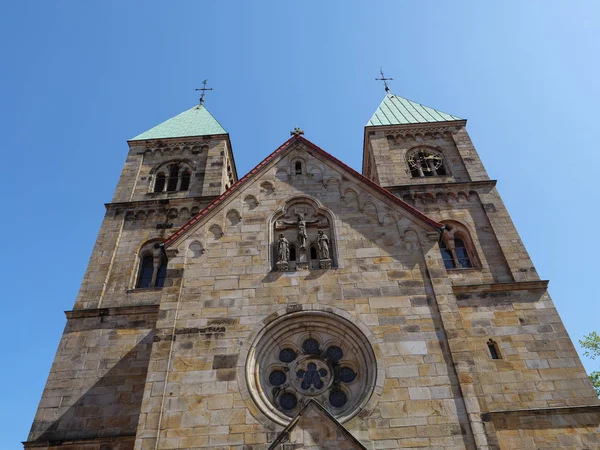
[130,104,227,141]
[164,134,442,248]
[367,92,462,127]
[268,399,367,450]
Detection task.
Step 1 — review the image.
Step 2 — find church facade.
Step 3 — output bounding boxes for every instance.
[26,92,600,449]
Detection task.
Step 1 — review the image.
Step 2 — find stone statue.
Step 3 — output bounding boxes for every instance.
[317,230,330,260]
[277,234,290,262]
[283,214,319,249]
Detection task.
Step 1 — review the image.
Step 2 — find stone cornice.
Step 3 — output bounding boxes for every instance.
[481,404,600,421]
[386,180,497,193]
[365,119,467,135]
[453,280,549,295]
[104,195,219,210]
[24,434,135,448]
[128,134,227,148]
[64,304,159,319]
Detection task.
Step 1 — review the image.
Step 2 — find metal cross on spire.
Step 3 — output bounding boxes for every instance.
[375,68,393,93]
[195,80,213,105]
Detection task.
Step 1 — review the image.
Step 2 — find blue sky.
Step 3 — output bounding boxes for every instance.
[2,1,599,446]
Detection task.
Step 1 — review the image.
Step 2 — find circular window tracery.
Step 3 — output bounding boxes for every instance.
[407,148,447,177]
[246,311,377,424]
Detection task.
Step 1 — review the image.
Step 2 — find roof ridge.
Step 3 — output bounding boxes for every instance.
[163,135,442,248]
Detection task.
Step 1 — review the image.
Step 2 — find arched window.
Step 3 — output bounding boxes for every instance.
[152,161,194,193]
[440,241,456,269]
[310,245,317,260]
[180,170,191,191]
[154,173,166,193]
[167,166,179,192]
[407,148,447,178]
[137,255,154,288]
[439,221,479,270]
[136,243,168,288]
[295,161,302,175]
[289,244,297,262]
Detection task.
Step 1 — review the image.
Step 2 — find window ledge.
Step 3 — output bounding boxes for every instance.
[411,175,453,180]
[446,267,482,273]
[126,287,164,293]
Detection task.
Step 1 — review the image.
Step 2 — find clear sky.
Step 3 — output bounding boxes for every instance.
[1,1,599,446]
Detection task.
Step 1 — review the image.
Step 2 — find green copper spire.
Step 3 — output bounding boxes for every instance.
[130,104,227,141]
[367,92,462,126]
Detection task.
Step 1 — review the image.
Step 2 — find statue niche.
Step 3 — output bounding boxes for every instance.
[273,201,333,271]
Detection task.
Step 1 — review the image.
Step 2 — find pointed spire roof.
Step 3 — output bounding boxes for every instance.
[130,104,227,141]
[367,92,462,127]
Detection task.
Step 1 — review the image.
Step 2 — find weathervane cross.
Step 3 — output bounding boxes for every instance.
[375,68,393,93]
[291,127,304,136]
[195,80,213,105]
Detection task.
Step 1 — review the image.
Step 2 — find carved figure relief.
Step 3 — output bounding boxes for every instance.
[273,199,334,271]
[276,234,290,271]
[317,230,330,260]
[282,214,319,250]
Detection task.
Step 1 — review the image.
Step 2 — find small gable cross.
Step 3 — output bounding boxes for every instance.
[290,127,304,136]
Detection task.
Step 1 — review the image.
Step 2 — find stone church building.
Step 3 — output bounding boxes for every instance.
[26,90,600,449]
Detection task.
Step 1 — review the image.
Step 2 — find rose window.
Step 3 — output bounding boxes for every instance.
[246,311,377,424]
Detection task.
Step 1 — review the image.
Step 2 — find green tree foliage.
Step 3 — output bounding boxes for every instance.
[579,331,600,397]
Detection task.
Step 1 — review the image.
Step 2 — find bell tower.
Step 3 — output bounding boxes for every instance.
[362,90,539,283]
[75,100,237,310]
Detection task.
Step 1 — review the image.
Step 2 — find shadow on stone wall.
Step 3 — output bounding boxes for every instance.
[30,331,154,443]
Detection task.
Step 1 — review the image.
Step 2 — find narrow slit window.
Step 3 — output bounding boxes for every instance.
[154,173,166,193]
[488,340,501,360]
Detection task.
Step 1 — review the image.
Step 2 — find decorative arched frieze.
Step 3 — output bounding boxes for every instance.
[226,209,241,227]
[343,188,360,209]
[243,195,259,211]
[360,201,380,225]
[260,181,275,196]
[208,224,224,241]
[385,126,456,145]
[275,168,289,181]
[308,166,323,182]
[187,240,204,258]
